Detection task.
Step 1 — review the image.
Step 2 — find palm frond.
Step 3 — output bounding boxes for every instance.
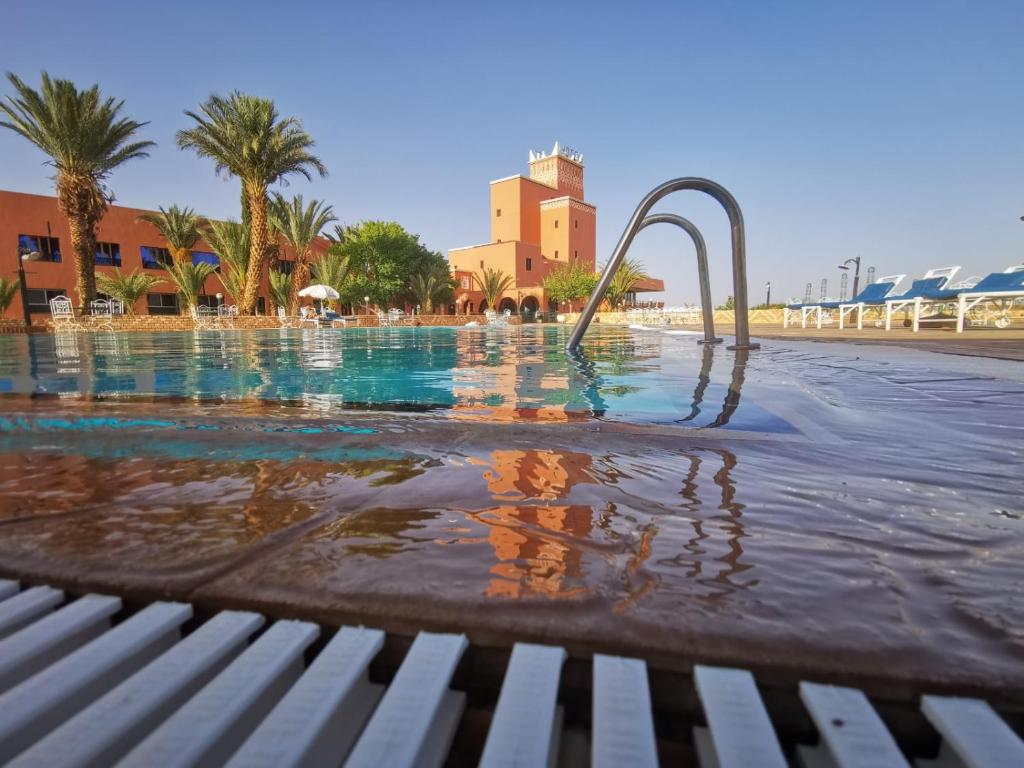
[268,269,291,309]
[164,261,217,309]
[95,268,162,314]
[0,277,20,314]
[475,267,514,310]
[204,218,250,303]
[137,204,206,260]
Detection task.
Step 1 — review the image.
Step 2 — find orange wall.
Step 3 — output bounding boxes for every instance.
[0,190,302,322]
[490,177,559,246]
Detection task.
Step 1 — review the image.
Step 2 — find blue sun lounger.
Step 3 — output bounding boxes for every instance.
[882,267,962,330]
[785,276,904,329]
[913,265,1024,332]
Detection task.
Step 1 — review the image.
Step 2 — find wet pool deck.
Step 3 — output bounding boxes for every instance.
[1,333,1023,711]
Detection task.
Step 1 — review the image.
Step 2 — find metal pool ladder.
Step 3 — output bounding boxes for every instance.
[567,177,760,352]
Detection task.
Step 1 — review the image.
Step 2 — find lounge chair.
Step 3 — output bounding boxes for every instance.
[276,306,301,329]
[48,295,82,331]
[190,305,219,331]
[375,309,392,328]
[910,265,1024,332]
[485,309,512,327]
[87,299,122,331]
[834,275,906,329]
[882,267,963,330]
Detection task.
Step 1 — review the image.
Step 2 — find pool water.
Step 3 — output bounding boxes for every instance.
[0,327,1021,698]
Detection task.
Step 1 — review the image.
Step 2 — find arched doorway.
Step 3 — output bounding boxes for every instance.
[520,295,540,321]
[498,297,517,314]
[477,300,487,313]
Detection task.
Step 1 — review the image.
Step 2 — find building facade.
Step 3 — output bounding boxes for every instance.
[448,143,662,317]
[0,190,307,324]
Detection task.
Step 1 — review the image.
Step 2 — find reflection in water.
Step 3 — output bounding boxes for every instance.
[0,328,783,431]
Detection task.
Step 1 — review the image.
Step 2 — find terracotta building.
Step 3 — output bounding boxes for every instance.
[0,189,305,324]
[448,143,663,317]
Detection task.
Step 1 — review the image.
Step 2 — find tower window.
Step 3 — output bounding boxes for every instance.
[575,220,578,229]
[575,250,578,259]
[554,220,559,229]
[526,258,532,271]
[496,209,501,217]
[480,260,484,269]
[554,250,559,259]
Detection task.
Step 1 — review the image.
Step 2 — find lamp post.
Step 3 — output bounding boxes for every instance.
[764,281,771,307]
[838,257,861,298]
[16,251,44,328]
[364,295,370,315]
[215,292,223,310]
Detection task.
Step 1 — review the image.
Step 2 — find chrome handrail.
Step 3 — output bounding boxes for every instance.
[637,214,722,345]
[566,177,759,352]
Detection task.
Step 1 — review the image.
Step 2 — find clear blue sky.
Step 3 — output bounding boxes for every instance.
[2,0,1022,305]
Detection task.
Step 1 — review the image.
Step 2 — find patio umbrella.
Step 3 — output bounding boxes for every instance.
[298,284,341,315]
[298,285,340,300]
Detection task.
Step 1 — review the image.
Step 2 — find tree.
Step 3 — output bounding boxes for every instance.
[95,268,162,314]
[409,264,455,313]
[269,193,336,313]
[603,258,648,309]
[177,92,326,314]
[137,205,205,262]
[204,219,250,305]
[543,261,598,306]
[716,295,735,311]
[333,221,446,308]
[165,261,217,311]
[0,72,153,309]
[0,277,19,316]
[268,269,291,311]
[310,244,349,309]
[476,267,514,312]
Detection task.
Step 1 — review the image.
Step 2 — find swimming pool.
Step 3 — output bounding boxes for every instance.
[0,326,1021,700]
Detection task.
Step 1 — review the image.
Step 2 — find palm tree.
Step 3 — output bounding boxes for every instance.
[165,261,217,311]
[0,277,19,316]
[137,205,205,262]
[95,268,162,314]
[476,267,514,313]
[268,269,291,312]
[409,266,454,313]
[0,72,153,309]
[269,193,336,313]
[310,245,349,309]
[604,258,649,309]
[177,92,327,314]
[204,219,250,305]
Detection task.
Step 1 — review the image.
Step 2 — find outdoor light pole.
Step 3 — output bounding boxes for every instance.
[364,295,370,315]
[17,255,32,327]
[765,281,771,306]
[838,256,861,297]
[215,292,223,309]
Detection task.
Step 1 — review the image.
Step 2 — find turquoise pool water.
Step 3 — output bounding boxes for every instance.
[0,326,794,432]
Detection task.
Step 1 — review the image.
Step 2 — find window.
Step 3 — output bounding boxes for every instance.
[146,293,179,315]
[479,260,484,269]
[460,276,470,289]
[525,258,532,271]
[575,220,578,229]
[95,241,121,267]
[192,251,219,269]
[141,246,172,269]
[554,220,559,229]
[256,297,266,315]
[574,250,578,259]
[554,250,559,259]
[496,209,501,217]
[277,260,294,275]
[25,288,67,313]
[196,295,219,308]
[18,234,61,263]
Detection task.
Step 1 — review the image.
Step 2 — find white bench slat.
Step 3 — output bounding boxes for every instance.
[344,631,468,768]
[0,579,18,601]
[0,594,122,693]
[10,610,264,768]
[592,654,659,768]
[798,682,910,768]
[693,665,787,768]
[226,625,386,768]
[479,642,567,768]
[0,601,190,762]
[919,695,1024,768]
[119,619,319,768]
[0,586,64,639]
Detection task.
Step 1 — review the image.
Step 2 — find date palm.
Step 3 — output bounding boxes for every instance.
[604,258,649,309]
[269,193,336,313]
[476,267,514,312]
[409,266,453,313]
[177,92,326,314]
[204,219,250,305]
[0,72,153,309]
[95,268,163,314]
[310,245,349,310]
[268,269,291,311]
[0,277,19,316]
[137,205,206,262]
[165,261,217,311]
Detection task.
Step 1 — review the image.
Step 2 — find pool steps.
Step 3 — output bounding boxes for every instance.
[0,578,1021,767]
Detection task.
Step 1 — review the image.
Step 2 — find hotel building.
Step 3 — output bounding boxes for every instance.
[448,143,662,316]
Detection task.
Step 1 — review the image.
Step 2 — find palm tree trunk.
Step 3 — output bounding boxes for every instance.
[288,251,309,315]
[56,175,102,312]
[241,186,268,315]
